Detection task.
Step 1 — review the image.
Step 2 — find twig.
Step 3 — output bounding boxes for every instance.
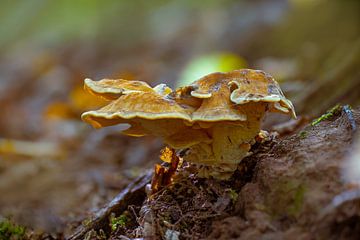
[68,170,153,240]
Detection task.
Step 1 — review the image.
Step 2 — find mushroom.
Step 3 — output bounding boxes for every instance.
[84,78,172,100]
[82,69,296,180]
[82,78,189,137]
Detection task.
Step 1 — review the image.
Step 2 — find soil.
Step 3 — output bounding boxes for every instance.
[68,107,360,239]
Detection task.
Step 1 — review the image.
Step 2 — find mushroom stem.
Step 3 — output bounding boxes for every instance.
[181,103,266,179]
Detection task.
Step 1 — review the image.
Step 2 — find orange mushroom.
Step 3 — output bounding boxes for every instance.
[82,69,296,180]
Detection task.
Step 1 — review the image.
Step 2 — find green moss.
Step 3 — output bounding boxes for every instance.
[266,181,306,218]
[287,185,306,216]
[109,213,128,231]
[228,188,238,204]
[254,203,267,212]
[0,218,26,240]
[298,131,308,139]
[311,104,342,126]
[82,218,92,227]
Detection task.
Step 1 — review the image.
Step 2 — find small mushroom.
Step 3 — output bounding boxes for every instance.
[82,69,296,180]
[84,78,172,100]
[82,90,193,137]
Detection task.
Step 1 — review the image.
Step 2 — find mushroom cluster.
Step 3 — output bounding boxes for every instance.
[82,69,296,179]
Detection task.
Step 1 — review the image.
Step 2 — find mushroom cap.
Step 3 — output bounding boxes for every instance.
[81,90,194,136]
[227,69,296,118]
[173,69,295,122]
[174,72,247,122]
[84,78,166,100]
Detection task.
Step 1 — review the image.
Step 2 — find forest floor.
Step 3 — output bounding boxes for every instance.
[62,106,360,240]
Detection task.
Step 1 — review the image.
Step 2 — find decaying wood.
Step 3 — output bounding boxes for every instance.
[128,107,360,239]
